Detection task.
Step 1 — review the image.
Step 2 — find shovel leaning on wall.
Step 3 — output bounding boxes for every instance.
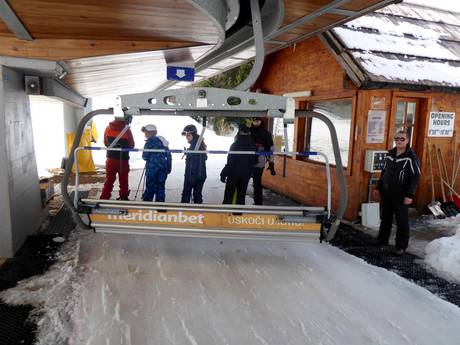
[435,144,459,216]
[426,143,446,218]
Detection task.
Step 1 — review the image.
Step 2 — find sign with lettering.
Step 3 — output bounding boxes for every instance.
[366,110,386,143]
[428,112,455,137]
[90,210,321,232]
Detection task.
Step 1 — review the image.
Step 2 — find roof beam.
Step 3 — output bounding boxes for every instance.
[268,0,402,54]
[329,8,358,17]
[265,0,353,41]
[0,0,32,41]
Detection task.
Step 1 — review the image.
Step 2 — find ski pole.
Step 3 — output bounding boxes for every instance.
[134,165,146,200]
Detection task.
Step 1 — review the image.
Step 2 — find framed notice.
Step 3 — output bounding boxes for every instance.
[428,112,455,137]
[366,110,386,143]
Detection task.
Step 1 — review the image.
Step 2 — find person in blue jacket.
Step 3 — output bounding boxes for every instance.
[141,124,172,202]
[181,124,207,203]
[220,125,257,204]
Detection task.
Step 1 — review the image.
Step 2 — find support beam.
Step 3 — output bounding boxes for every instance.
[0,0,32,40]
[329,8,357,16]
[265,0,353,41]
[41,78,87,107]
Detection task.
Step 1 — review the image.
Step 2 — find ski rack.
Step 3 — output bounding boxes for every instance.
[62,87,348,242]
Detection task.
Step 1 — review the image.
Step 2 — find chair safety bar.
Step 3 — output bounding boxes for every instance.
[62,94,347,241]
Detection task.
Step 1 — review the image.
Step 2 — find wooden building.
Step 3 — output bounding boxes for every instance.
[254,3,460,220]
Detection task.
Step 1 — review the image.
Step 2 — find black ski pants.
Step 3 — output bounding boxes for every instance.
[223,176,250,205]
[377,192,410,250]
[252,167,264,205]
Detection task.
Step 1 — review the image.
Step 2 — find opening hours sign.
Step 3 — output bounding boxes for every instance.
[428,112,455,137]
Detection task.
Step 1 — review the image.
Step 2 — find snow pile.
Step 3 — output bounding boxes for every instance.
[425,218,460,282]
[0,235,81,345]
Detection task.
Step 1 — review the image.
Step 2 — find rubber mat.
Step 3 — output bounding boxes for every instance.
[42,190,89,235]
[0,206,73,344]
[331,223,460,308]
[0,303,36,345]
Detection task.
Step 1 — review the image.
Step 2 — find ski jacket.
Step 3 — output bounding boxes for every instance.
[377,146,421,198]
[142,136,172,175]
[185,136,207,180]
[104,120,135,160]
[221,136,257,180]
[250,122,274,168]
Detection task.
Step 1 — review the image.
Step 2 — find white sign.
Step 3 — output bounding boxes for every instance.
[428,112,455,137]
[366,110,386,143]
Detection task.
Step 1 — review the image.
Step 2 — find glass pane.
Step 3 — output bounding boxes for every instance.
[272,118,294,154]
[395,101,405,126]
[308,99,352,167]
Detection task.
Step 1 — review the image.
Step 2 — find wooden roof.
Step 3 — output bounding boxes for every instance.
[0,0,401,96]
[324,3,460,89]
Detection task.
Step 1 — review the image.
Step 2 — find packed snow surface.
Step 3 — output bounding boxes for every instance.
[3,230,460,345]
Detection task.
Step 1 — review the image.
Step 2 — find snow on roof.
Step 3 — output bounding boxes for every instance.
[330,2,460,89]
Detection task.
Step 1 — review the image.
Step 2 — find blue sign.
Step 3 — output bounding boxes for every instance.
[167,66,195,82]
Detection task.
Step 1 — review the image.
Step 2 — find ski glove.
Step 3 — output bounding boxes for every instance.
[220,175,226,183]
[267,162,276,176]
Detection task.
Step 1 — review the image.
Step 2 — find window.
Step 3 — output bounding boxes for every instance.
[272,118,294,154]
[395,100,417,146]
[304,99,353,167]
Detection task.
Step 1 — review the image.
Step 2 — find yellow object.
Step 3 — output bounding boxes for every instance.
[67,123,98,173]
[90,210,321,232]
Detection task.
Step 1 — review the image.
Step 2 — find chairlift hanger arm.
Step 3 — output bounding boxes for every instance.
[120,87,289,118]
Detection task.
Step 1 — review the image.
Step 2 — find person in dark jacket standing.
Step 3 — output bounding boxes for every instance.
[100,117,135,200]
[250,117,276,205]
[372,130,421,254]
[141,124,172,202]
[220,125,257,204]
[181,124,207,203]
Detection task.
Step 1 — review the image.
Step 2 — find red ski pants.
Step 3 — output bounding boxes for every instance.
[100,159,130,199]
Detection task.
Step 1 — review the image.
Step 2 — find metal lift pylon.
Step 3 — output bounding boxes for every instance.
[61,0,348,242]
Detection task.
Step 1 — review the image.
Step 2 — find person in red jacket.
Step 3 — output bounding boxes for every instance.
[100,117,135,200]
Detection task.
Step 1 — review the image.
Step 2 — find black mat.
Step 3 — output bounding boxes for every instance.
[331,223,460,308]
[0,227,70,344]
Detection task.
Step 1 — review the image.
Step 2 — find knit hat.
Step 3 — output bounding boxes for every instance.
[142,124,157,132]
[182,124,197,135]
[238,124,251,136]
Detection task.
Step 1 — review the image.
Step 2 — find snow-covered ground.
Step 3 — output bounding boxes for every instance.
[2,229,460,345]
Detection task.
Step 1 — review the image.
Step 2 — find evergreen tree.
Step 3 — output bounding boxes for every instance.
[196,61,254,135]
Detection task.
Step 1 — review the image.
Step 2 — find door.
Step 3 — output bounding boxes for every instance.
[394,98,421,152]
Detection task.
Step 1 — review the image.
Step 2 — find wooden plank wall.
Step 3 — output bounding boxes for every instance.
[256,36,460,220]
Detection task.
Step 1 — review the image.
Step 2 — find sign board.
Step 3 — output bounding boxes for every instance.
[366,110,386,143]
[90,210,321,232]
[428,112,455,137]
[166,65,195,82]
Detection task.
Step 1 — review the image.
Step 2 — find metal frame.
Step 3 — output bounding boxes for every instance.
[62,88,347,241]
[0,0,32,40]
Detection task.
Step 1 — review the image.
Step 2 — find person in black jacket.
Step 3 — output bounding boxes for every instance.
[250,117,276,205]
[372,130,421,254]
[181,124,207,203]
[220,125,257,204]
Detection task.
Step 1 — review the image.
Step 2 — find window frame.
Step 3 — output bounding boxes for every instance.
[296,95,357,176]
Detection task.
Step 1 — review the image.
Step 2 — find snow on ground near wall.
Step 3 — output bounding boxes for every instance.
[352,52,460,87]
[424,220,460,282]
[0,236,81,345]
